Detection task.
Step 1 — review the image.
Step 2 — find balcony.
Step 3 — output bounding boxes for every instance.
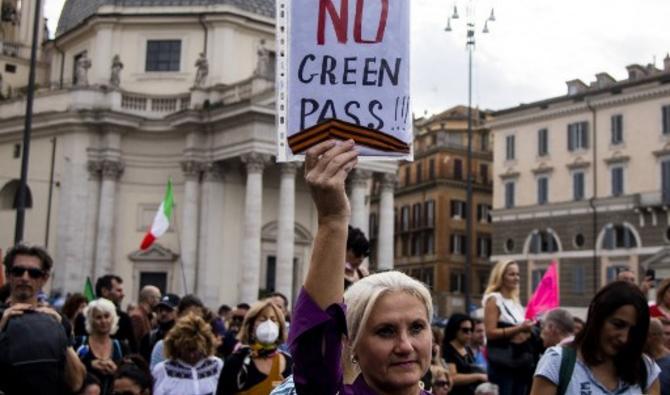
[636,191,670,207]
[0,40,20,57]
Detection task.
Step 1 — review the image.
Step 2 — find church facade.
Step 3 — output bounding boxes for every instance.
[0,0,398,308]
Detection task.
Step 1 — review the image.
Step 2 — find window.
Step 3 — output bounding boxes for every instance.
[611,167,624,197]
[572,266,585,294]
[573,171,585,201]
[506,135,515,160]
[538,128,549,156]
[567,121,589,151]
[505,182,515,209]
[611,114,623,145]
[412,203,422,228]
[537,177,549,205]
[5,64,16,73]
[477,204,491,223]
[424,231,435,255]
[146,40,182,72]
[428,159,435,179]
[477,236,492,258]
[450,271,465,293]
[454,159,463,180]
[401,206,410,231]
[663,160,670,204]
[530,230,559,254]
[411,234,423,256]
[13,144,20,159]
[0,180,33,210]
[404,167,411,186]
[450,234,467,255]
[416,163,423,184]
[425,200,435,228]
[480,163,489,184]
[451,200,467,219]
[603,224,637,249]
[481,132,490,151]
[663,105,670,135]
[421,267,435,289]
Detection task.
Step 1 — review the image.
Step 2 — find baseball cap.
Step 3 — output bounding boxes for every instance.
[156,293,180,310]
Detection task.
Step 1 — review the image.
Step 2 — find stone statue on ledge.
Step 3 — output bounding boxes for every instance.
[74,53,92,87]
[110,55,123,88]
[194,53,209,88]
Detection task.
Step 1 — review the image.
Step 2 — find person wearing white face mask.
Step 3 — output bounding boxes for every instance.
[217,299,292,395]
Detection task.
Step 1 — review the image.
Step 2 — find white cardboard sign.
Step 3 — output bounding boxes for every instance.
[277,0,412,161]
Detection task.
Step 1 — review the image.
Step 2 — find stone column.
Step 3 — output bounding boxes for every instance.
[377,173,396,271]
[275,163,298,302]
[180,161,203,295]
[348,169,372,236]
[94,160,124,279]
[84,161,102,282]
[239,153,270,304]
[197,162,225,308]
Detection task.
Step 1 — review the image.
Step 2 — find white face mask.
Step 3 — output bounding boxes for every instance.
[255,320,280,344]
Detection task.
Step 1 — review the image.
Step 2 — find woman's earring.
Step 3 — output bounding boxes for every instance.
[351,355,359,365]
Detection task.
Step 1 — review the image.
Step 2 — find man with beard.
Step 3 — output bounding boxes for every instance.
[0,244,86,394]
[139,293,179,362]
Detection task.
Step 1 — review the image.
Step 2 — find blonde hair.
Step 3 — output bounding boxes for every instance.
[164,313,216,360]
[343,271,433,380]
[656,278,670,307]
[237,299,287,346]
[430,364,450,384]
[484,259,520,302]
[84,298,119,335]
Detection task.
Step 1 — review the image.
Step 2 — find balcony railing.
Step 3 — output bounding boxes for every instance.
[0,40,20,57]
[121,93,190,114]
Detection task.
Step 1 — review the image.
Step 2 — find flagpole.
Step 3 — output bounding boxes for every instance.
[171,203,189,295]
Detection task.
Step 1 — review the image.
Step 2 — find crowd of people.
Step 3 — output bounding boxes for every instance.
[0,138,669,395]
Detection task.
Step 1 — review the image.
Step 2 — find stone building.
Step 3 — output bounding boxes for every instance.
[489,57,670,310]
[0,0,398,308]
[370,106,493,316]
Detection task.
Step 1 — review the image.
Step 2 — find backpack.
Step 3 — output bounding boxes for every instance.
[557,347,647,395]
[75,335,124,361]
[0,310,69,395]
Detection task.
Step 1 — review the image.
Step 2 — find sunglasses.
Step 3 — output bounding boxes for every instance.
[460,327,473,333]
[434,380,450,388]
[9,266,45,279]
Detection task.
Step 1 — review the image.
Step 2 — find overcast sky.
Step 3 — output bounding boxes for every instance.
[44,0,670,115]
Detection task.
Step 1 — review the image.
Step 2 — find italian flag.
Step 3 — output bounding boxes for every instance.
[140,180,174,250]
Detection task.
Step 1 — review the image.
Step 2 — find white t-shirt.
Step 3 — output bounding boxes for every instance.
[152,357,224,395]
[483,292,525,324]
[534,346,660,395]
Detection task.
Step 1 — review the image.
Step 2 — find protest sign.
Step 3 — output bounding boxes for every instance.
[276,0,412,161]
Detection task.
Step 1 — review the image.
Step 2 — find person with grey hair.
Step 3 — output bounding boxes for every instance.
[76,298,127,395]
[540,308,575,348]
[288,140,434,394]
[475,382,499,395]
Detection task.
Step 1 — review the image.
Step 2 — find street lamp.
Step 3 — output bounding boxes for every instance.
[445,1,496,314]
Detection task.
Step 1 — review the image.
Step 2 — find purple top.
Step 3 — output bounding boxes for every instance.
[288,288,430,395]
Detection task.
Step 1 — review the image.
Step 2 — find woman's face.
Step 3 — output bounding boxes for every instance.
[91,309,113,334]
[455,320,473,346]
[502,263,520,291]
[112,377,144,395]
[432,372,452,395]
[252,305,279,334]
[81,383,101,395]
[599,304,637,358]
[355,291,432,392]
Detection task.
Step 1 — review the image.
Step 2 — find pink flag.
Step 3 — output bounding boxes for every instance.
[525,261,559,320]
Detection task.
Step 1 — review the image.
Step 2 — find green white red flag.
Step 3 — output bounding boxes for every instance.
[140,180,174,250]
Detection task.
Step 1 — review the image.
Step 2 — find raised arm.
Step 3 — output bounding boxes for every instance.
[303,139,358,309]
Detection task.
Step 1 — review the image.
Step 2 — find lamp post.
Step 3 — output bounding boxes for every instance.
[445,1,495,314]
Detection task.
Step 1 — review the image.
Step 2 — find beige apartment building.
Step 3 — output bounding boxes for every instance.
[489,57,670,308]
[0,0,398,308]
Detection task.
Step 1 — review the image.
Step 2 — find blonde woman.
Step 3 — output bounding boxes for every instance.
[217,299,292,394]
[76,298,126,395]
[482,260,535,395]
[431,365,453,395]
[152,313,223,395]
[288,140,433,394]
